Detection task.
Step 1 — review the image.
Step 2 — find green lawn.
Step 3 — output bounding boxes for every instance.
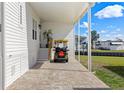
[80,55,124,89]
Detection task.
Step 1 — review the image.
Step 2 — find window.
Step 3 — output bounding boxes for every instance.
[32,29,35,40]
[35,31,37,40]
[32,19,37,40]
[19,3,23,26]
[35,21,37,40]
[20,5,22,24]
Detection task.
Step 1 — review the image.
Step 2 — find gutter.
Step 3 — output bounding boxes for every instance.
[73,2,95,25]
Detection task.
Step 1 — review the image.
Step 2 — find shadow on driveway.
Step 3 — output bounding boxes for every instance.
[32,63,44,69]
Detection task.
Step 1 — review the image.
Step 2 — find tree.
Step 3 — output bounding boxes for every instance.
[91,30,99,49]
[43,29,53,48]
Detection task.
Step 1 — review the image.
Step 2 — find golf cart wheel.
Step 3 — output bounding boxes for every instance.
[66,59,68,62]
[54,59,56,62]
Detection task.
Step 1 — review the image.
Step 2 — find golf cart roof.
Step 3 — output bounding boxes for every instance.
[54,40,68,43]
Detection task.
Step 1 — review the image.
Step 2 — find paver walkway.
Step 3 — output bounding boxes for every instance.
[7,59,109,90]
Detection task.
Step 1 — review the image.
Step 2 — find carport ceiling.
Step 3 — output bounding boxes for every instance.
[29,2,89,24]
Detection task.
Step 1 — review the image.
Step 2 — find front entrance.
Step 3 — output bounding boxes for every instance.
[37,48,48,61]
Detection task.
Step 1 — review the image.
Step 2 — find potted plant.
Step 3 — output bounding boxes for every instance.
[43,29,53,48]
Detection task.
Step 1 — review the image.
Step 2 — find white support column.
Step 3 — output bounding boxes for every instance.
[78,20,80,62]
[73,24,76,59]
[88,7,92,72]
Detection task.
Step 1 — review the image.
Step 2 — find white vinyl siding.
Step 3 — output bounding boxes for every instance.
[26,3,40,68]
[0,2,2,53]
[0,2,1,52]
[0,2,2,89]
[0,3,1,24]
[4,2,28,88]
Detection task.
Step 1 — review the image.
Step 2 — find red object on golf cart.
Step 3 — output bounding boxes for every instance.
[59,51,64,57]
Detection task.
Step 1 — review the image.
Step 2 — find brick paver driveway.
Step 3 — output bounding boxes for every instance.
[7,59,109,90]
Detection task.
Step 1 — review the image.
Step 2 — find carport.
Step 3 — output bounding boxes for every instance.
[0,2,109,90]
[6,2,109,89]
[28,2,93,71]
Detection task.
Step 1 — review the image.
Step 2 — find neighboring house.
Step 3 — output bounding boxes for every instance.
[96,41,124,50]
[75,35,87,51]
[0,2,93,89]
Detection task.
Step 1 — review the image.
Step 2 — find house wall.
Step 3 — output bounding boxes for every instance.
[96,42,124,50]
[0,2,2,89]
[26,3,40,68]
[96,42,110,49]
[0,2,1,55]
[101,42,110,49]
[0,2,1,24]
[41,22,75,58]
[3,2,28,88]
[110,45,124,50]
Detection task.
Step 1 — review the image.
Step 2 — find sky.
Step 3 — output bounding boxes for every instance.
[74,2,124,41]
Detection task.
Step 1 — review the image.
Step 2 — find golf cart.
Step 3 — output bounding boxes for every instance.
[53,40,69,62]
